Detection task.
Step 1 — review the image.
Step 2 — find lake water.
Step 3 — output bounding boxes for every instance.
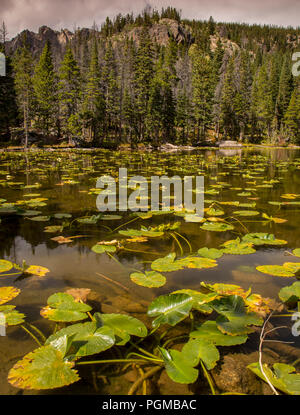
[1,147,300,394]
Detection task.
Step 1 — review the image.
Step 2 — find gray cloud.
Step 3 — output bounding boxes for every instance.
[1,0,299,39]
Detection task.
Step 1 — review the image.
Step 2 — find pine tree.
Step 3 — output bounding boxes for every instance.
[276,54,294,126]
[58,46,81,143]
[13,37,34,148]
[82,40,105,143]
[189,44,214,142]
[33,41,57,135]
[284,80,300,143]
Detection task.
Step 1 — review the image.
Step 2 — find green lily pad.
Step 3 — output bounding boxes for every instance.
[181,339,220,370]
[151,253,217,273]
[0,259,13,273]
[40,292,92,322]
[256,265,295,277]
[233,210,260,216]
[53,213,72,219]
[91,244,117,254]
[211,295,263,335]
[278,282,300,304]
[197,247,224,259]
[190,320,248,346]
[174,289,217,314]
[221,238,256,255]
[200,222,234,232]
[28,216,50,222]
[0,305,25,325]
[293,249,300,258]
[8,345,79,390]
[130,271,166,288]
[119,227,164,238]
[248,362,300,395]
[147,293,193,328]
[98,313,147,345]
[46,321,115,358]
[242,233,287,246]
[159,347,198,384]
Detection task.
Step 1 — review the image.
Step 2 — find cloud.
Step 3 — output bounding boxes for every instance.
[2,0,300,39]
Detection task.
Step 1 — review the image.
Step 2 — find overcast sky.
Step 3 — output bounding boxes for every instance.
[1,0,300,39]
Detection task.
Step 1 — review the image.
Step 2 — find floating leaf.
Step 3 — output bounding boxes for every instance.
[174,289,217,314]
[0,287,20,305]
[25,265,50,277]
[200,222,234,232]
[53,213,72,219]
[256,265,295,278]
[233,210,260,217]
[119,227,164,238]
[40,292,92,322]
[0,305,25,325]
[8,345,79,390]
[248,362,300,395]
[242,233,287,246]
[197,247,224,259]
[181,339,220,370]
[28,216,50,222]
[46,321,115,358]
[159,347,198,384]
[91,244,117,254]
[147,293,193,328]
[44,226,63,233]
[211,295,263,335]
[130,271,166,288]
[221,238,256,255]
[98,313,147,345]
[0,259,13,273]
[279,282,300,304]
[190,321,248,346]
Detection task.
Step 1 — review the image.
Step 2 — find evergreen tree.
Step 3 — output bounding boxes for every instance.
[276,54,294,126]
[33,41,57,135]
[58,46,81,142]
[13,38,34,148]
[284,79,300,143]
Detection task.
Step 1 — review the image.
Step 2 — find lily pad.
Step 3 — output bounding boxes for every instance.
[130,271,166,288]
[40,292,92,322]
[221,238,256,255]
[0,287,20,305]
[190,320,248,346]
[233,210,260,216]
[242,233,287,246]
[147,293,193,328]
[197,247,224,259]
[200,222,234,232]
[8,345,79,390]
[0,259,13,273]
[46,321,115,358]
[248,362,300,395]
[256,265,295,278]
[0,305,25,325]
[25,265,50,277]
[279,282,300,304]
[159,347,198,384]
[98,313,147,345]
[91,244,117,254]
[181,338,220,370]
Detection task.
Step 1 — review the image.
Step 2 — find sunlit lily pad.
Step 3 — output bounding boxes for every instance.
[147,293,193,328]
[293,249,300,258]
[40,292,92,322]
[248,362,300,395]
[25,265,50,277]
[279,282,300,305]
[98,313,147,345]
[221,238,256,255]
[256,265,295,277]
[233,210,260,216]
[159,347,198,384]
[91,244,117,254]
[0,259,13,273]
[200,222,234,232]
[181,338,220,370]
[46,321,115,358]
[8,345,79,390]
[242,233,287,246]
[130,271,166,288]
[190,320,248,346]
[197,247,224,259]
[0,305,25,325]
[0,287,20,305]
